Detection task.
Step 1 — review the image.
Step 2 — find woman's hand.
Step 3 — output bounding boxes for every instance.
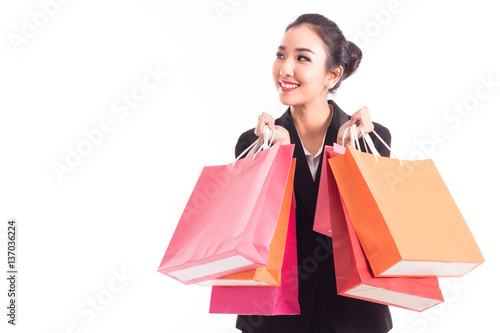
[254,112,291,145]
[337,106,374,146]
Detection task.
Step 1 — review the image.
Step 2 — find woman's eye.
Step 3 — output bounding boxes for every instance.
[276,52,285,59]
[298,55,310,62]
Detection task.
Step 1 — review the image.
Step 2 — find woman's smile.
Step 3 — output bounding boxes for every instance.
[279,80,301,92]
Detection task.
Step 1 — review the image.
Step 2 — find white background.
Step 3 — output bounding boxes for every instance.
[1,0,499,332]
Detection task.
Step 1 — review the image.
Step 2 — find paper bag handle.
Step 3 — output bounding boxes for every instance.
[342,124,403,166]
[233,126,275,166]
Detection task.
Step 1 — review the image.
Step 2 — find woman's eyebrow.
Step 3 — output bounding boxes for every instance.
[278,45,316,54]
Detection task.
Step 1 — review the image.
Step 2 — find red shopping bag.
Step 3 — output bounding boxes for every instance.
[199,160,296,286]
[332,194,444,311]
[330,145,484,277]
[158,140,295,285]
[314,144,345,237]
[209,195,299,315]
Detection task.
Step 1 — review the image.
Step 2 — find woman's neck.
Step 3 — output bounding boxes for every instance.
[290,99,332,132]
[289,98,333,156]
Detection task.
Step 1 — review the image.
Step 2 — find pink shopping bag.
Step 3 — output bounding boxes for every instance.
[158,140,295,285]
[313,143,345,237]
[333,195,444,311]
[198,159,296,286]
[209,195,299,315]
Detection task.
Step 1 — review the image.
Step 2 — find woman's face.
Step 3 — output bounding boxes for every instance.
[272,24,338,107]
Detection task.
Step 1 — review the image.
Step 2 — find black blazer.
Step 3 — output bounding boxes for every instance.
[234,100,393,333]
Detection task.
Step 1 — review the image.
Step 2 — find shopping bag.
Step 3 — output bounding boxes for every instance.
[209,195,300,315]
[332,193,444,311]
[198,159,296,286]
[329,144,484,277]
[313,144,345,237]
[158,139,295,285]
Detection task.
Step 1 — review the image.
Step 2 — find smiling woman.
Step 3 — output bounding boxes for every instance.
[275,15,362,96]
[234,13,393,333]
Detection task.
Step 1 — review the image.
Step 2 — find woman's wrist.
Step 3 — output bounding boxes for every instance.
[280,135,291,145]
[272,126,290,145]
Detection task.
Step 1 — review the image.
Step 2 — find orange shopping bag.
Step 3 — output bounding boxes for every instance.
[199,159,296,286]
[329,134,484,278]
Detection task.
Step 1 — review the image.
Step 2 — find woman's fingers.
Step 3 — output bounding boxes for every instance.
[254,113,290,145]
[255,112,275,137]
[350,106,374,135]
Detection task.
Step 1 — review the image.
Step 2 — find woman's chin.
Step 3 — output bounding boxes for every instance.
[278,94,300,107]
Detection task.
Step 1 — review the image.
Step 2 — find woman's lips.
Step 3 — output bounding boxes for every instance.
[279,80,300,92]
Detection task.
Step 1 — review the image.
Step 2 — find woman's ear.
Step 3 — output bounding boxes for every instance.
[326,66,343,89]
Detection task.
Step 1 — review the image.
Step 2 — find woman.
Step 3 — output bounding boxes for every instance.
[234,14,393,333]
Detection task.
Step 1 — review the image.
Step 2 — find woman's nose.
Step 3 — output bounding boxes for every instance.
[280,59,294,77]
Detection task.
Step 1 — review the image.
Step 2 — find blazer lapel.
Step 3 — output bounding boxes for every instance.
[275,100,349,223]
[277,109,316,217]
[313,100,349,187]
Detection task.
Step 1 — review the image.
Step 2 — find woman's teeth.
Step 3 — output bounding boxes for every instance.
[281,82,299,88]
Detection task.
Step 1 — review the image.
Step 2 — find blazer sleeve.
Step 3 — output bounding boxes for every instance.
[234,128,258,158]
[369,122,392,158]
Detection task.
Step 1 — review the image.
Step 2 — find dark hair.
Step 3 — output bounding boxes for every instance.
[285,13,362,92]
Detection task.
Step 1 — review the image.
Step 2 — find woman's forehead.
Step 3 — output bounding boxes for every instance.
[280,24,324,54]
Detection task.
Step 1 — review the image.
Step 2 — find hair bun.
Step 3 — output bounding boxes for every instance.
[343,41,363,79]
